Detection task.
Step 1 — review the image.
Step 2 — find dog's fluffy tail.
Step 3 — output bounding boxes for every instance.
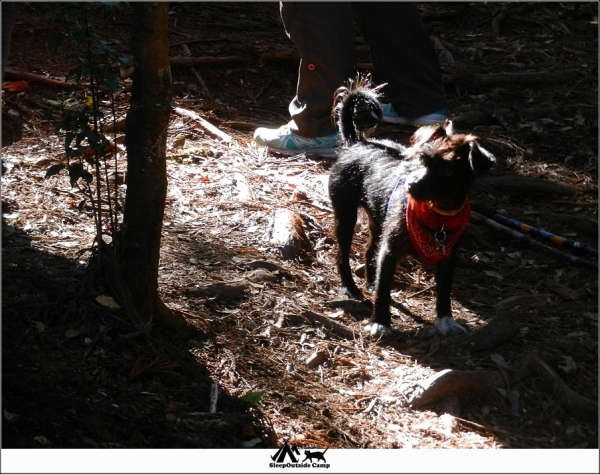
[333,75,384,146]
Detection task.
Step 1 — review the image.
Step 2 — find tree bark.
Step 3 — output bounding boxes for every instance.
[119,3,183,331]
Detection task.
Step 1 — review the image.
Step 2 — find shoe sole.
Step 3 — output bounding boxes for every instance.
[380,117,445,126]
[268,147,339,158]
[372,111,446,126]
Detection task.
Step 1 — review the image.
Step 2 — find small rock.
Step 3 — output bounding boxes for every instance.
[305,350,328,369]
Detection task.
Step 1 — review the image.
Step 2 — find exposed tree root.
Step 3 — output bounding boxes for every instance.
[409,369,505,409]
[511,350,598,423]
[409,348,598,423]
[440,312,518,353]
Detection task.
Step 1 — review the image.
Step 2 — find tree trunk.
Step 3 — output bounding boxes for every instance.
[119,3,184,331]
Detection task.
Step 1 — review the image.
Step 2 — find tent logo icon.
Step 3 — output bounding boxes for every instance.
[271,439,301,463]
[269,439,330,469]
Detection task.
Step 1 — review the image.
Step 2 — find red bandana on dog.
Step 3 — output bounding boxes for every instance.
[405,196,471,266]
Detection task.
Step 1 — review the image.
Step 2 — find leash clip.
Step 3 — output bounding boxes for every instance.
[435,226,447,255]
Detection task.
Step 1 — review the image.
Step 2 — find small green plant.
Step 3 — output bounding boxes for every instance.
[241,391,266,406]
[45,2,132,246]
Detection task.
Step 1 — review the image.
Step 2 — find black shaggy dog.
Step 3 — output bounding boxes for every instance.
[328,76,496,337]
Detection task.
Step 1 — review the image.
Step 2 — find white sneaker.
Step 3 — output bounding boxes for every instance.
[253,122,340,157]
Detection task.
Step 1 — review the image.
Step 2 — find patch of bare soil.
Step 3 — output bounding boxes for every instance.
[2,2,598,452]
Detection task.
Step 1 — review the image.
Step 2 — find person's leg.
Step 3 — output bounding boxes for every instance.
[352,2,446,123]
[253,2,357,155]
[282,2,356,138]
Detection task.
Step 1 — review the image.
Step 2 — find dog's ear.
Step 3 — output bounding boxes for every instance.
[468,140,496,171]
[411,124,446,146]
[426,125,447,143]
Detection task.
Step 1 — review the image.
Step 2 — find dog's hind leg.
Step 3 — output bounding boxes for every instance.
[433,249,467,335]
[365,238,398,337]
[333,210,364,301]
[364,215,381,291]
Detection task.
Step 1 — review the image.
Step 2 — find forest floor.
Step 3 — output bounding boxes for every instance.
[2,1,598,456]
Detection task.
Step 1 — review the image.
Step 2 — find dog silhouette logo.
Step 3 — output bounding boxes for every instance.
[271,439,301,463]
[302,448,328,463]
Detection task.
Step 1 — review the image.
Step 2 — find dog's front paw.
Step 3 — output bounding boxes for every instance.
[339,287,365,302]
[434,316,467,336]
[364,322,394,338]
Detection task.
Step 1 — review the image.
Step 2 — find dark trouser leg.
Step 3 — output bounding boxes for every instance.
[2,2,16,81]
[352,2,446,118]
[280,2,356,138]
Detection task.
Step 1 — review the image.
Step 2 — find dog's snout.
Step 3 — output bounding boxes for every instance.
[406,168,428,195]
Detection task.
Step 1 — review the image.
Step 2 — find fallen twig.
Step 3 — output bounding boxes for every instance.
[170,56,248,68]
[173,106,234,143]
[3,67,76,89]
[301,310,355,340]
[178,43,213,100]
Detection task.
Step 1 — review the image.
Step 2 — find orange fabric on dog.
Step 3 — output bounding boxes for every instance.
[406,196,471,266]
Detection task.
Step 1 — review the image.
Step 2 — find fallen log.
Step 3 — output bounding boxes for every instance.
[170,56,248,68]
[3,67,76,89]
[173,106,234,143]
[268,208,312,260]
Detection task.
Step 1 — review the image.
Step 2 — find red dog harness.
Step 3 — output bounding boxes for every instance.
[405,196,471,266]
